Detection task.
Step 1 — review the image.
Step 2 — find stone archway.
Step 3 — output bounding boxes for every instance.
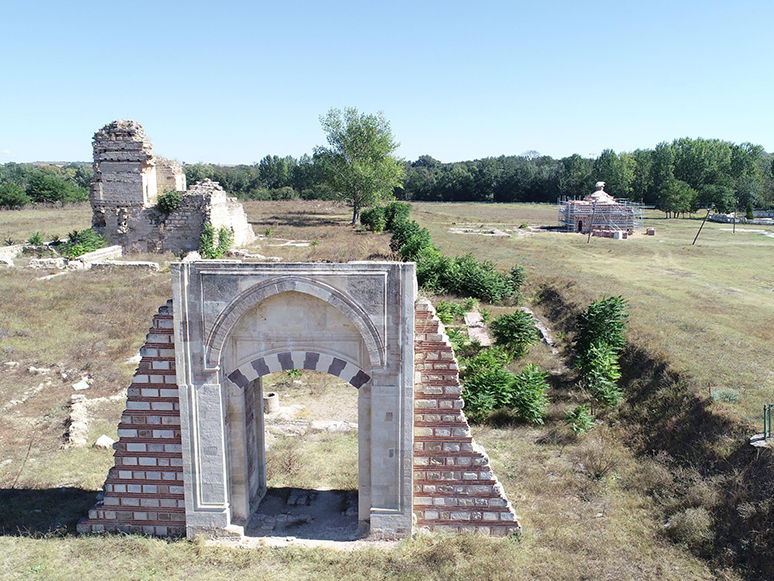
[172,262,416,538]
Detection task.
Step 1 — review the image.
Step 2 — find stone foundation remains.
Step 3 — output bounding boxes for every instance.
[89,120,255,253]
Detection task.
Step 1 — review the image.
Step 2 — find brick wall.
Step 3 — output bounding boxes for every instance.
[413,299,520,536]
[77,300,185,535]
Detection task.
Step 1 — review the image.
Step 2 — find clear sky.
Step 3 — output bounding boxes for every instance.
[1,0,772,164]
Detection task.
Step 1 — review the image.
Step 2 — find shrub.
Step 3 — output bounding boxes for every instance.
[579,343,623,409]
[217,226,234,256]
[491,311,540,357]
[461,346,513,379]
[156,190,182,215]
[60,229,107,258]
[665,507,714,553]
[575,296,629,358]
[384,201,411,229]
[564,404,595,434]
[389,217,527,304]
[445,326,470,353]
[436,300,466,324]
[745,203,755,220]
[711,388,741,403]
[510,364,550,425]
[200,223,218,259]
[360,207,387,232]
[462,367,516,423]
[462,361,548,425]
[200,224,234,259]
[0,183,30,209]
[27,232,44,246]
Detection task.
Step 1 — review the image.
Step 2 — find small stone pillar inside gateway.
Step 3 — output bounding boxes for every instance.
[78,261,519,539]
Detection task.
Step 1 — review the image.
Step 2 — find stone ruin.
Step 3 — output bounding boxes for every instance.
[89,120,256,253]
[77,262,520,540]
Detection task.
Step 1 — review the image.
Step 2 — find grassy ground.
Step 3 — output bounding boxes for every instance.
[0,200,768,580]
[0,203,92,244]
[412,202,774,426]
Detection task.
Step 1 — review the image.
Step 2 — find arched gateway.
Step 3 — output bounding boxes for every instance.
[78,262,519,539]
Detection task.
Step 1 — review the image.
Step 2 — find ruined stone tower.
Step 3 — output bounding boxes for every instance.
[89,120,255,253]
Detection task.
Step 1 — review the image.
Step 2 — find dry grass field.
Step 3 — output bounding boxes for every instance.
[1,199,772,580]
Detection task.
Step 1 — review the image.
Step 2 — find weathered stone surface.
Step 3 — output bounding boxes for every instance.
[94,434,116,450]
[90,260,160,272]
[28,257,66,270]
[89,120,256,254]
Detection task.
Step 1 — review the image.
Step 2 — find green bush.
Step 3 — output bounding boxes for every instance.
[461,346,513,379]
[462,367,516,423]
[27,232,44,246]
[491,311,540,357]
[580,343,623,409]
[157,190,183,215]
[462,359,548,425]
[564,404,595,434]
[0,183,30,209]
[384,201,411,229]
[200,224,234,259]
[60,229,107,258]
[389,217,527,304]
[436,300,466,324]
[575,296,629,358]
[360,207,387,232]
[510,364,550,425]
[217,226,234,256]
[745,202,754,220]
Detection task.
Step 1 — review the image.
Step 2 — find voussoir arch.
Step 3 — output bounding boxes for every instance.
[226,350,370,390]
[205,276,385,370]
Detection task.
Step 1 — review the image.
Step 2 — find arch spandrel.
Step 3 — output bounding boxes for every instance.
[205,276,385,370]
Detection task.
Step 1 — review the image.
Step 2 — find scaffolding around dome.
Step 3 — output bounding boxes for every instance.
[557,182,643,235]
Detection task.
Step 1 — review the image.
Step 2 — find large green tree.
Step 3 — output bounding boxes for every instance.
[314,107,404,225]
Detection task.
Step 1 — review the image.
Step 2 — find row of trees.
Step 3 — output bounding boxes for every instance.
[0,163,91,208]
[183,137,774,214]
[401,138,773,212]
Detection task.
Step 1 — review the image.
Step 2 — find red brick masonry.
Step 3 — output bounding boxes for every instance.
[77,300,185,535]
[413,299,521,536]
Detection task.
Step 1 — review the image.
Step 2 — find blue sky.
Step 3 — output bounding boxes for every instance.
[1,0,772,164]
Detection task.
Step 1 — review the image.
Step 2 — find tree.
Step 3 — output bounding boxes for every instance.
[0,182,30,209]
[314,107,404,225]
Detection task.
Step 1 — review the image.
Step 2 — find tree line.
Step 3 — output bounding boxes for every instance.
[2,137,772,214]
[0,162,91,208]
[184,137,774,213]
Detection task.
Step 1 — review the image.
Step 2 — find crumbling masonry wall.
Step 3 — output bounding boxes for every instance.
[413,299,520,535]
[77,301,185,535]
[89,120,256,253]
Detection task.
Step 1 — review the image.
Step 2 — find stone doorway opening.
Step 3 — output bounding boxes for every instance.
[235,370,361,540]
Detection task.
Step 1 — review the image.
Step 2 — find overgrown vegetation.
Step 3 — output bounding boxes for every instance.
[58,229,107,258]
[156,190,183,215]
[199,224,234,259]
[574,296,629,412]
[490,311,540,356]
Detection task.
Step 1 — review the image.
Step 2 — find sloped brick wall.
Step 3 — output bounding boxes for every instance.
[77,300,185,535]
[413,299,520,536]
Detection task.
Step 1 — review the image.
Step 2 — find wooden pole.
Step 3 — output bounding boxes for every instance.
[586,200,598,244]
[692,208,711,245]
